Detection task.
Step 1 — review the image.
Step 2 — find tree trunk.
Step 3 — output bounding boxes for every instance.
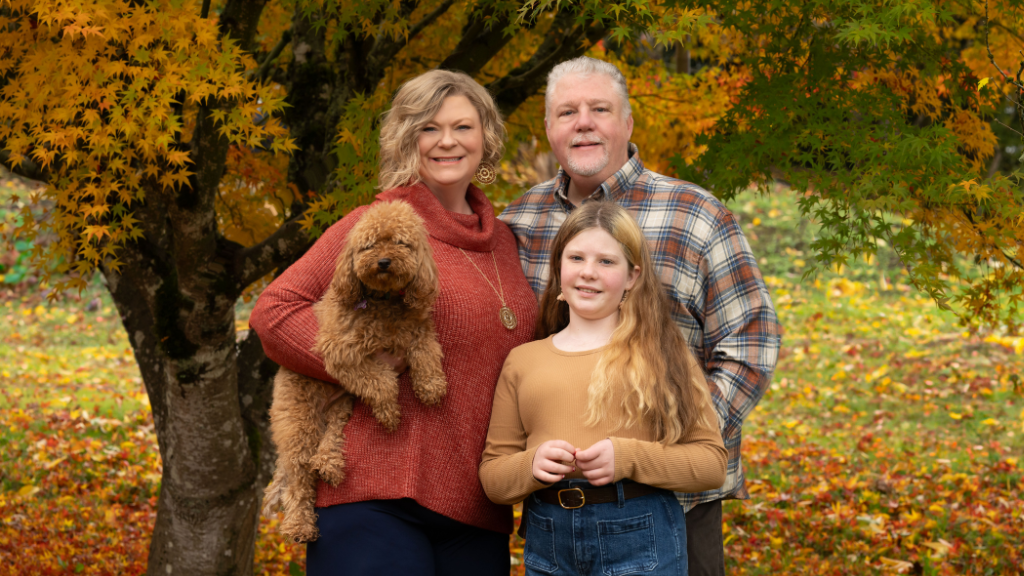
[99,1,286,570]
[101,177,279,575]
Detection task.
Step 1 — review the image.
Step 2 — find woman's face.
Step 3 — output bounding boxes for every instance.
[417,95,484,196]
[559,227,640,322]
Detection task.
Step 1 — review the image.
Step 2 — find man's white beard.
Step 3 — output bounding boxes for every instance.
[566,137,608,177]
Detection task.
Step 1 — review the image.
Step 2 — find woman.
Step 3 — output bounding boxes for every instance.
[479,202,726,576]
[249,70,537,575]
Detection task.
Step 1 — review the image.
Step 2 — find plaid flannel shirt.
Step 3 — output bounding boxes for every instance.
[499,144,782,510]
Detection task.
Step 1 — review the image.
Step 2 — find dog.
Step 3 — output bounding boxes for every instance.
[264,200,447,543]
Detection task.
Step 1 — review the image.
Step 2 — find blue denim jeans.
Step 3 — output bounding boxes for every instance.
[524,480,688,576]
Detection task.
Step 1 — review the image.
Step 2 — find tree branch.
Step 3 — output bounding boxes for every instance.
[985,0,1022,89]
[364,0,455,81]
[1001,247,1024,270]
[955,0,1024,44]
[233,214,313,293]
[0,150,49,182]
[438,4,519,76]
[407,0,454,41]
[993,115,1024,139]
[284,6,338,198]
[251,28,293,82]
[172,0,271,320]
[961,206,1024,272]
[186,0,270,222]
[487,13,606,117]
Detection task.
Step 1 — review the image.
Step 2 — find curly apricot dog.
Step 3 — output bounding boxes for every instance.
[264,200,447,542]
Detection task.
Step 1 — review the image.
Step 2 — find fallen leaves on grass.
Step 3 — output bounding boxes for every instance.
[721,274,1024,575]
[0,407,158,575]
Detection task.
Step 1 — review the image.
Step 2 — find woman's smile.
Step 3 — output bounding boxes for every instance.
[417,95,483,204]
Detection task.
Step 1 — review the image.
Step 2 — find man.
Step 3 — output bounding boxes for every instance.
[500,56,782,576]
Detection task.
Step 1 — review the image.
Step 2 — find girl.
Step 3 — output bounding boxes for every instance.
[480,202,726,576]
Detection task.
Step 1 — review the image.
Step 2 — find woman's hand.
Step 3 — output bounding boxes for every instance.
[575,439,615,486]
[532,440,577,484]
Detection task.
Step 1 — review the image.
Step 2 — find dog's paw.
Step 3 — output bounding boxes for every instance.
[282,519,319,543]
[373,403,402,432]
[310,454,346,486]
[414,377,447,406]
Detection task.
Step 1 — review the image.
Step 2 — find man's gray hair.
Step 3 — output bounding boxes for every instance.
[545,56,632,119]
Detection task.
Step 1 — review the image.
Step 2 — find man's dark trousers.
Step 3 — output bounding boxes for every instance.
[685,499,725,576]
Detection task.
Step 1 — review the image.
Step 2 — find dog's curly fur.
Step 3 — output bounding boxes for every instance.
[264,200,447,543]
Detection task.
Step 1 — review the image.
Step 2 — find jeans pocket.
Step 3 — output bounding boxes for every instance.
[524,510,558,574]
[597,513,658,576]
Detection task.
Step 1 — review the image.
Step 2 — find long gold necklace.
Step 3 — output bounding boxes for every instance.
[458,248,518,330]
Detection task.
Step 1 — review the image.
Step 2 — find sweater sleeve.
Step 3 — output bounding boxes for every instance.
[609,394,727,493]
[248,208,368,384]
[479,354,549,505]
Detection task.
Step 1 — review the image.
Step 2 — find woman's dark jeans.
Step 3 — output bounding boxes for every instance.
[306,498,509,576]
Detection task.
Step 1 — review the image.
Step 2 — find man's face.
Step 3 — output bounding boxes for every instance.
[545,72,633,184]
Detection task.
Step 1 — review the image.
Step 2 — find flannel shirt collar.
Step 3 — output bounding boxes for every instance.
[553,143,644,210]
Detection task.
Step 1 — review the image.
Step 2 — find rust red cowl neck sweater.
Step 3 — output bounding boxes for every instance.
[249,182,538,533]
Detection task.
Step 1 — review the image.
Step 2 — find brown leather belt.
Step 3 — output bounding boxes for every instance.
[534,483,666,509]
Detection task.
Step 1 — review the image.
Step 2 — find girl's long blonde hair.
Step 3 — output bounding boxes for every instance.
[378,70,505,191]
[537,202,712,444]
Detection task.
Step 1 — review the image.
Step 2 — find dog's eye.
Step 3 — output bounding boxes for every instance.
[395,241,409,247]
[362,244,373,251]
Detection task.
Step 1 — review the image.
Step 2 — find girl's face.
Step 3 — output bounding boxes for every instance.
[559,227,640,322]
[417,95,484,195]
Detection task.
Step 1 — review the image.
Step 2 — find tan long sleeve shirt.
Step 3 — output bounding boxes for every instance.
[479,337,727,506]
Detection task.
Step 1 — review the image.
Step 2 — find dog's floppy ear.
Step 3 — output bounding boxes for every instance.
[403,228,439,310]
[329,233,363,308]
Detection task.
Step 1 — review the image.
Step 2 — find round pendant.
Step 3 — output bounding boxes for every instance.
[499,306,517,330]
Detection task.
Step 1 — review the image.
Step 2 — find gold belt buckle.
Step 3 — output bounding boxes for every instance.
[557,487,585,509]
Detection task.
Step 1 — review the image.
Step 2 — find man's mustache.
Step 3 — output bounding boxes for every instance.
[570,135,605,147]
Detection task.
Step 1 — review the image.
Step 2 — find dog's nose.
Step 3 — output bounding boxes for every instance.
[377,258,391,271]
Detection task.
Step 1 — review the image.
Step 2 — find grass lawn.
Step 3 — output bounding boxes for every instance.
[1,182,1022,575]
[717,192,1023,575]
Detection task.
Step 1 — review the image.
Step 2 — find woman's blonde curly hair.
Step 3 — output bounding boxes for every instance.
[378,69,506,191]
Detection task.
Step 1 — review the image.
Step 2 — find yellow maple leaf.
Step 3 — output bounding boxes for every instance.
[16,485,40,498]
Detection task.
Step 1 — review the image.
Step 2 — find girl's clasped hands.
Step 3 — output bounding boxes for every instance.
[532,438,615,486]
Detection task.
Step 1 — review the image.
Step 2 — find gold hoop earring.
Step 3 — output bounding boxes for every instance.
[474,162,497,185]
[556,291,566,302]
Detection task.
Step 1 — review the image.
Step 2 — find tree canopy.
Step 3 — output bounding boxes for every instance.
[1,0,1023,573]
[3,1,1023,328]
